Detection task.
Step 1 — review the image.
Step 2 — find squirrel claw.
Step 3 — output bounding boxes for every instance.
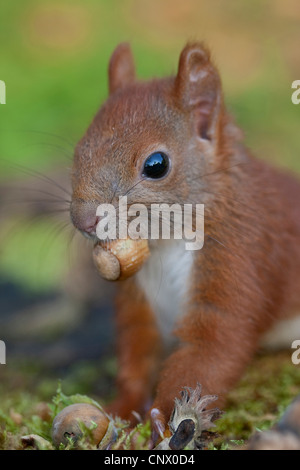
[149,407,166,448]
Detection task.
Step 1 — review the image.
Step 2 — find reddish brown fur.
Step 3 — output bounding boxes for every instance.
[71,43,300,431]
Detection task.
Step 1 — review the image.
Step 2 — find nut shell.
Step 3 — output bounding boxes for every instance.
[51,403,109,447]
[93,238,150,281]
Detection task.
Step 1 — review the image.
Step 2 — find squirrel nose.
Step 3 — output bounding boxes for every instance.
[80,214,100,234]
[70,201,100,235]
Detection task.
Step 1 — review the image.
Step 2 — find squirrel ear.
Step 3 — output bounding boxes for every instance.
[175,43,222,141]
[108,43,135,95]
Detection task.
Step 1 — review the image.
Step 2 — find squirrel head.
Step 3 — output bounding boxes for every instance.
[71,42,238,237]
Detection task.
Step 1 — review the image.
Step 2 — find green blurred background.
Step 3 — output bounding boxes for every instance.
[0,0,299,292]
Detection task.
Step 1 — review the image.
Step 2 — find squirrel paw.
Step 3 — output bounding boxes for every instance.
[154,383,223,450]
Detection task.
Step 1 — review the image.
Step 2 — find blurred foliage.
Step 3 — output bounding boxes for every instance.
[0,0,299,170]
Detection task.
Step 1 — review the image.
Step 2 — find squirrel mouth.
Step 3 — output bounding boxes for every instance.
[80,230,98,242]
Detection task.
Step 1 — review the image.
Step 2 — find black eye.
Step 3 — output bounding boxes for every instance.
[142,152,169,179]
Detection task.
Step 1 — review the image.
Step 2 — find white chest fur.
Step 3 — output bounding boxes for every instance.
[137,240,194,343]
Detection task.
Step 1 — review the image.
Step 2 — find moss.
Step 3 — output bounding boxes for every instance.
[0,350,299,449]
[215,351,300,447]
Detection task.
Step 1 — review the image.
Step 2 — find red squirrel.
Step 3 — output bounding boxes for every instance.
[70,42,300,435]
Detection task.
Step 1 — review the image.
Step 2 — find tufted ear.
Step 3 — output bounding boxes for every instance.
[175,43,222,141]
[108,43,135,95]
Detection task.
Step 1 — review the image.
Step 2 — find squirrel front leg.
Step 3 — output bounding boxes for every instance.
[150,304,261,435]
[107,278,162,422]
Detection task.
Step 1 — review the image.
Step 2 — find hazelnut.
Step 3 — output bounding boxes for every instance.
[51,403,110,448]
[93,238,150,281]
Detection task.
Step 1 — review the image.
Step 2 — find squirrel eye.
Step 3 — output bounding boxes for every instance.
[142,152,169,179]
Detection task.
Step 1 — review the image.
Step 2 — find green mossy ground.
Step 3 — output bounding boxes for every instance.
[0,350,299,450]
